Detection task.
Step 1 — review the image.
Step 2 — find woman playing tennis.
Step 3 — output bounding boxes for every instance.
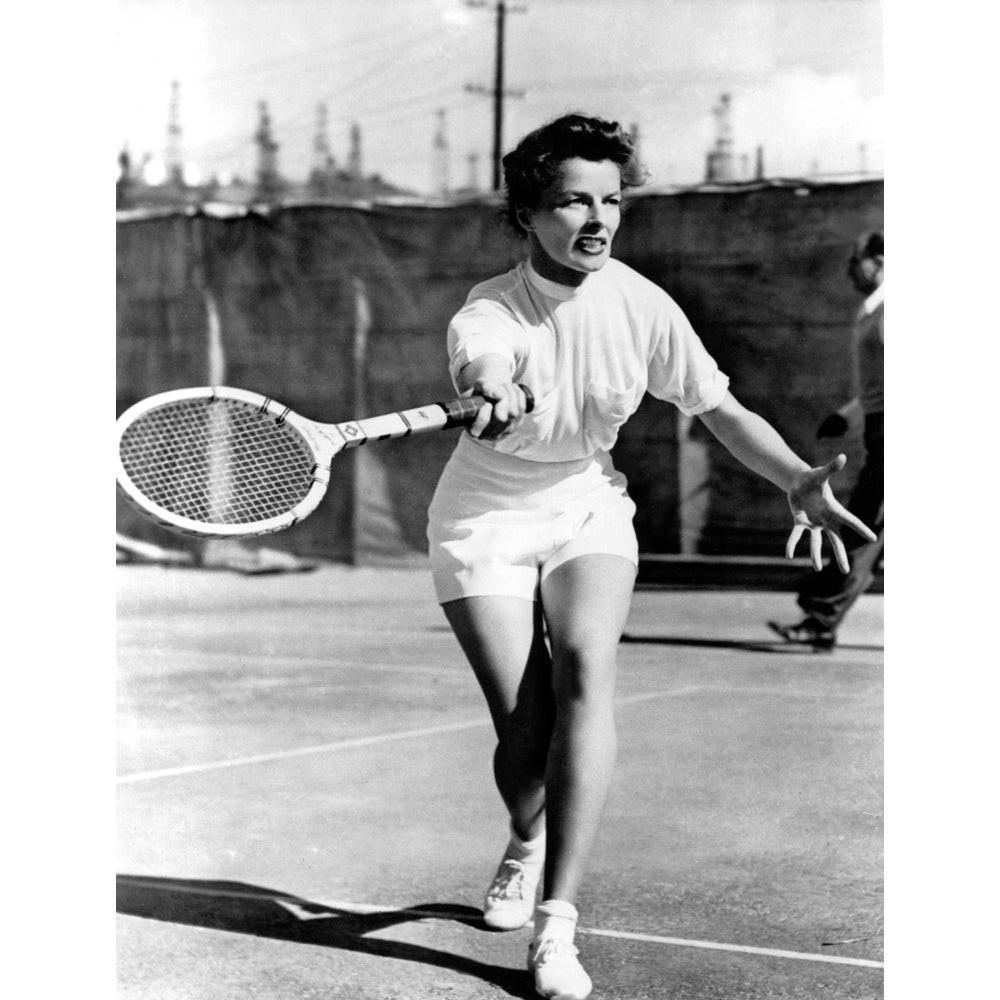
[427,113,875,1000]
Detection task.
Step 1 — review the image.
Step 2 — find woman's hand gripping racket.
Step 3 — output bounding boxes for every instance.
[116,384,534,538]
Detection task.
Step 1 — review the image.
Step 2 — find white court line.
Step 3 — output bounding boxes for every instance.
[579,927,883,969]
[116,877,883,971]
[116,646,464,678]
[116,686,706,785]
[116,718,491,784]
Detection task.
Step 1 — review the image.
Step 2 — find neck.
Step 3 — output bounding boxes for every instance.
[528,241,589,288]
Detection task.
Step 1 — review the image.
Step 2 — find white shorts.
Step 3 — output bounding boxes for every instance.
[427,434,638,604]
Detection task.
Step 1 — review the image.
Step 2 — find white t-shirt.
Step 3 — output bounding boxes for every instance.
[447,257,729,462]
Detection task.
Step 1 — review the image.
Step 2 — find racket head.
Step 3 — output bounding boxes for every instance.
[115,386,332,538]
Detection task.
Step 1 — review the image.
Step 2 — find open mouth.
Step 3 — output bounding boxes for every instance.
[575,236,607,254]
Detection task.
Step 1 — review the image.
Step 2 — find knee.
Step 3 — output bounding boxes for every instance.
[551,643,617,709]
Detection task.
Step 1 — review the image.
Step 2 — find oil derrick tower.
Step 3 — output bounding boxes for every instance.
[165,80,184,187]
[630,121,641,164]
[433,109,450,195]
[347,122,362,180]
[466,152,480,193]
[117,146,135,209]
[254,101,282,201]
[705,93,735,183]
[309,102,336,196]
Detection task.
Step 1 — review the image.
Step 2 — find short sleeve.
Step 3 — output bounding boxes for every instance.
[646,297,729,416]
[447,293,526,391]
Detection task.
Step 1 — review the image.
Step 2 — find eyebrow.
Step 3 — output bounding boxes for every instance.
[558,188,622,198]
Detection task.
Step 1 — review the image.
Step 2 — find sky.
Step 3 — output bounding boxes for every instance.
[117,0,883,194]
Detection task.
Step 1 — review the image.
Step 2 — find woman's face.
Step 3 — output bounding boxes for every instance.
[847,246,883,294]
[518,157,622,287]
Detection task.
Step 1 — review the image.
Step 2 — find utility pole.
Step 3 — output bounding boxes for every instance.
[465,1,526,190]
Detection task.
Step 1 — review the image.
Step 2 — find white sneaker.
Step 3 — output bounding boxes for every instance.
[483,857,542,930]
[527,937,593,1000]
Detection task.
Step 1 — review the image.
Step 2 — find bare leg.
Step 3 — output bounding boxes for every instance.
[539,554,636,904]
[443,596,554,841]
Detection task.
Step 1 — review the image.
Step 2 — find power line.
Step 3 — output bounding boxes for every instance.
[272,77,474,146]
[173,33,471,160]
[263,28,464,140]
[188,20,439,92]
[327,27,456,104]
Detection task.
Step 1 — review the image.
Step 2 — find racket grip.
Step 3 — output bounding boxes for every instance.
[438,384,535,429]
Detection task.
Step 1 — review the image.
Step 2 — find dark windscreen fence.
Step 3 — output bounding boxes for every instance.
[116,180,883,564]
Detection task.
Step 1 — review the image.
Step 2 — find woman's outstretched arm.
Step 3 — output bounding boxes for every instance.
[697,391,877,571]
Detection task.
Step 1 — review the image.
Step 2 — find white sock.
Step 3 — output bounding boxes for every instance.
[508,822,545,865]
[533,899,578,944]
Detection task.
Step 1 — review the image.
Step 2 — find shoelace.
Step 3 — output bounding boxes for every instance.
[487,860,528,902]
[532,937,580,966]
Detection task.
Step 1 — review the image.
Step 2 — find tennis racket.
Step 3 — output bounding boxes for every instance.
[116,384,534,539]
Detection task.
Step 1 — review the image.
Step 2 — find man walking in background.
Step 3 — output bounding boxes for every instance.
[769,231,884,650]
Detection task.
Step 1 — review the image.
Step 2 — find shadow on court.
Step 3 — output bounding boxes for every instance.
[620,634,884,654]
[117,566,883,999]
[116,875,535,998]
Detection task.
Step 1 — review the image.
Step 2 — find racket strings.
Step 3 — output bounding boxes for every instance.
[119,397,317,525]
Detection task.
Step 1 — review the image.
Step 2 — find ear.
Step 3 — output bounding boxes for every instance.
[515,206,535,232]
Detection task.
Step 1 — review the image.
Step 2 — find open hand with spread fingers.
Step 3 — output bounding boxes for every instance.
[785,454,878,572]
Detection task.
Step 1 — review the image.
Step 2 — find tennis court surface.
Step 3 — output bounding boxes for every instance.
[117,563,883,999]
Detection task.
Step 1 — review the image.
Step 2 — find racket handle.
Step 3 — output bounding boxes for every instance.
[439,384,536,429]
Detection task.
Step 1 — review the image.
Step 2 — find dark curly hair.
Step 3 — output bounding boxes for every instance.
[501,113,647,237]
[861,230,884,258]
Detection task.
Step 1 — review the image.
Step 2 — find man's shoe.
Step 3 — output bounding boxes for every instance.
[483,857,542,930]
[768,618,836,649]
[527,937,593,1000]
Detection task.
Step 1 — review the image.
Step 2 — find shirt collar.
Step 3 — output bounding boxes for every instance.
[524,258,593,301]
[863,283,885,315]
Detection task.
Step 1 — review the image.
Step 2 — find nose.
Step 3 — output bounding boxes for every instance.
[586,202,607,228]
